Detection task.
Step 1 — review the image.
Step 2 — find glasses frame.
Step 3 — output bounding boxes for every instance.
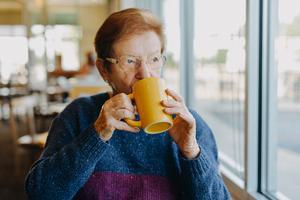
[98,54,166,71]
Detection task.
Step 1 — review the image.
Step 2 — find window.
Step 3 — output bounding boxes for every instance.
[162,0,180,93]
[0,25,28,85]
[193,0,246,179]
[28,25,47,89]
[45,25,81,71]
[273,0,300,199]
[108,1,300,198]
[28,25,81,90]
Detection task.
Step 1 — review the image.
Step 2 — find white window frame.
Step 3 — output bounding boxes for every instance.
[260,0,278,198]
[179,0,194,108]
[245,0,260,194]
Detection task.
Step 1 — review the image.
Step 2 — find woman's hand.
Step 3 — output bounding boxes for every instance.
[162,89,200,159]
[94,93,140,141]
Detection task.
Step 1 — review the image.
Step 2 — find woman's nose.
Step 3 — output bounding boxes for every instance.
[134,61,151,79]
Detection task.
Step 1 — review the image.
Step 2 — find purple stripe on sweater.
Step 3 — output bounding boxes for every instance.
[75,172,178,200]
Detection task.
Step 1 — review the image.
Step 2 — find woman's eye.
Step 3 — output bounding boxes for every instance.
[126,58,135,64]
[152,56,159,62]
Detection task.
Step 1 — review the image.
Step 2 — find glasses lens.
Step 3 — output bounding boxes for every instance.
[148,54,165,70]
[116,54,166,72]
[119,56,138,70]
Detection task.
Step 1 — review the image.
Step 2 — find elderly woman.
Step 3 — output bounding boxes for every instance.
[25,8,230,200]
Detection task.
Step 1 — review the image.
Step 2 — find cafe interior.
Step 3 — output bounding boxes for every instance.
[0,0,300,199]
[0,0,113,199]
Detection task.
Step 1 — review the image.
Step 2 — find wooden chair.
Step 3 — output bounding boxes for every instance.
[17,106,48,150]
[69,85,111,99]
[17,132,48,150]
[8,98,48,174]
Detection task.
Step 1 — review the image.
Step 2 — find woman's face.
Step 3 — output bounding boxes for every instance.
[98,31,163,95]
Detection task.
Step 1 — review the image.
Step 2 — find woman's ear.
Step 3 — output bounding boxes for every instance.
[96,59,110,83]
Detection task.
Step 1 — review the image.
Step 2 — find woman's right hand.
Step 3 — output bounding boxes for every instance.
[93,93,140,141]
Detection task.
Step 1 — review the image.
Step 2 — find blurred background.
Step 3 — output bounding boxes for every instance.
[0,0,299,199]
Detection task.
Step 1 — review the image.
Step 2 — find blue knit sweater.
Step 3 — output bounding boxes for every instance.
[25,92,230,200]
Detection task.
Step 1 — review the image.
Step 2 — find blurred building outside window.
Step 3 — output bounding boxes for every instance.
[194,0,246,180]
[273,0,300,199]
[0,25,28,85]
[162,0,180,93]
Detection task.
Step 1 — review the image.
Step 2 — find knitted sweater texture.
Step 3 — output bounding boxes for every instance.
[25,93,230,200]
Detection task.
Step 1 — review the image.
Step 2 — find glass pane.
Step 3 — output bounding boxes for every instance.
[162,0,180,93]
[276,0,300,199]
[0,25,28,85]
[28,25,47,90]
[45,25,81,72]
[194,0,246,179]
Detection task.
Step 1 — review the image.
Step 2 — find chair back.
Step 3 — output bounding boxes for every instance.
[69,85,111,99]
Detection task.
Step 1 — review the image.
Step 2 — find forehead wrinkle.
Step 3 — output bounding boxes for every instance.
[113,32,161,57]
[118,44,159,57]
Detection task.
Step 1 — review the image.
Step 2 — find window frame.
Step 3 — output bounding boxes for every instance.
[119,0,295,199]
[260,0,278,198]
[179,0,194,108]
[245,0,261,194]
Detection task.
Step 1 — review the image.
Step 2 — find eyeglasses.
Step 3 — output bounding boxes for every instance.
[100,53,166,72]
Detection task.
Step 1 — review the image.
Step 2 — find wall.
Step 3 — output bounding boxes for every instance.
[0,1,23,24]
[78,5,108,63]
[47,4,109,65]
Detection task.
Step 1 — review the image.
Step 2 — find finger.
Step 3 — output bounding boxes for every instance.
[163,107,183,115]
[113,119,140,133]
[178,113,195,125]
[133,105,138,115]
[113,108,135,120]
[112,93,135,112]
[161,99,181,108]
[162,99,188,113]
[165,89,183,102]
[164,107,194,124]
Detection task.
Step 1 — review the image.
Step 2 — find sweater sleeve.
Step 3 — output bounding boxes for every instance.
[178,110,231,200]
[25,115,110,200]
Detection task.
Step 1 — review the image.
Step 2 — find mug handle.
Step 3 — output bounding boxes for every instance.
[124,93,142,128]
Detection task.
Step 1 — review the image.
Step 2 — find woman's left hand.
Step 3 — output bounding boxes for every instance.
[161,89,200,160]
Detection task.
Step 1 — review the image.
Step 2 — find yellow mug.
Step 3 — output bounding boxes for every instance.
[125,77,173,134]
